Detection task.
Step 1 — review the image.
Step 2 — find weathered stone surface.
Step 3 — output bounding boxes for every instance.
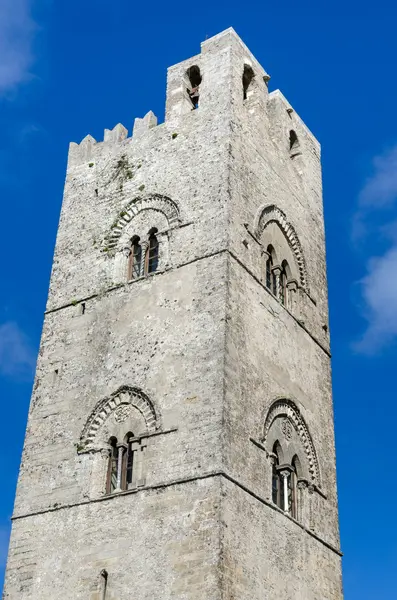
[3,28,343,599]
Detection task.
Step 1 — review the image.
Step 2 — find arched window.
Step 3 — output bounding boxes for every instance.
[265,245,277,295]
[106,437,119,494]
[289,130,301,158]
[124,432,134,489]
[145,228,159,274]
[106,433,136,494]
[264,245,294,308]
[242,64,255,100]
[279,260,289,306]
[289,455,300,519]
[289,130,299,151]
[186,65,202,109]
[272,442,283,509]
[271,442,299,519]
[128,236,142,280]
[266,250,273,290]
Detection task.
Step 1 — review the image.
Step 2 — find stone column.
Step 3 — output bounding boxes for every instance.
[272,266,282,300]
[114,444,126,492]
[113,246,130,283]
[140,241,149,276]
[308,484,315,530]
[137,439,148,487]
[280,470,290,513]
[297,479,308,523]
[157,231,169,270]
[286,279,298,312]
[91,449,111,499]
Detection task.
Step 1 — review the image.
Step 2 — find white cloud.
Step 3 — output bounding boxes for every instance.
[354,145,397,353]
[359,146,397,208]
[0,321,35,379]
[0,0,36,96]
[354,247,397,353]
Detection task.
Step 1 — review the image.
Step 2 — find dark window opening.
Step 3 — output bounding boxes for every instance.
[243,64,255,100]
[272,442,283,509]
[266,254,273,290]
[289,130,299,153]
[81,302,86,315]
[186,65,202,109]
[106,434,136,494]
[100,569,108,600]
[271,441,299,519]
[266,245,277,294]
[126,443,134,487]
[128,236,142,280]
[106,438,119,494]
[145,228,159,274]
[289,457,299,519]
[279,261,289,306]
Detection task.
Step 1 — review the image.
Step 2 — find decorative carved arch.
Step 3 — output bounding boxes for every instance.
[262,398,320,486]
[103,193,181,255]
[254,204,308,290]
[80,385,160,450]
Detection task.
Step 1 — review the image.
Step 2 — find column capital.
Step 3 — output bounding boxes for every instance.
[297,478,309,489]
[286,279,299,292]
[271,265,282,276]
[277,464,293,475]
[279,469,291,479]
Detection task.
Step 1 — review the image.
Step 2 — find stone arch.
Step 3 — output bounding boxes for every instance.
[272,439,285,465]
[103,193,181,256]
[79,385,160,451]
[254,204,308,290]
[292,454,303,479]
[262,398,320,486]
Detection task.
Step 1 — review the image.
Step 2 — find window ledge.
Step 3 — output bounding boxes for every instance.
[77,427,178,455]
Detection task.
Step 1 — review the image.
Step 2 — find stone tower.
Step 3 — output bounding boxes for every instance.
[3,29,344,600]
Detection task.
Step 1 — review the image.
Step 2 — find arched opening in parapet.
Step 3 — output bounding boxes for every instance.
[186,65,202,109]
[289,130,301,157]
[243,64,255,100]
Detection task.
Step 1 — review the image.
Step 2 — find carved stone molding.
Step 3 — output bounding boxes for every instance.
[262,398,320,486]
[281,418,293,440]
[103,193,181,256]
[79,385,160,451]
[254,204,308,290]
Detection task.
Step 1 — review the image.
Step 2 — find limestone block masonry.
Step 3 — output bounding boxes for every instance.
[3,28,344,600]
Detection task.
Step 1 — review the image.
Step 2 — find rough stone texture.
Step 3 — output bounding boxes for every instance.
[3,28,343,599]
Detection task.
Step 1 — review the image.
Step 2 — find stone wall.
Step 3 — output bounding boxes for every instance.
[6,478,222,599]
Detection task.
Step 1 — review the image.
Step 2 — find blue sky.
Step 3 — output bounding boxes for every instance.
[1,0,397,596]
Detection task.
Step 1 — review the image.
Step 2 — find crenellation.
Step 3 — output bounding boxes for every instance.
[104,123,128,144]
[132,110,158,138]
[68,134,97,169]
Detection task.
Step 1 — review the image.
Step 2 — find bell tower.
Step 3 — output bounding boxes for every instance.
[3,29,343,599]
